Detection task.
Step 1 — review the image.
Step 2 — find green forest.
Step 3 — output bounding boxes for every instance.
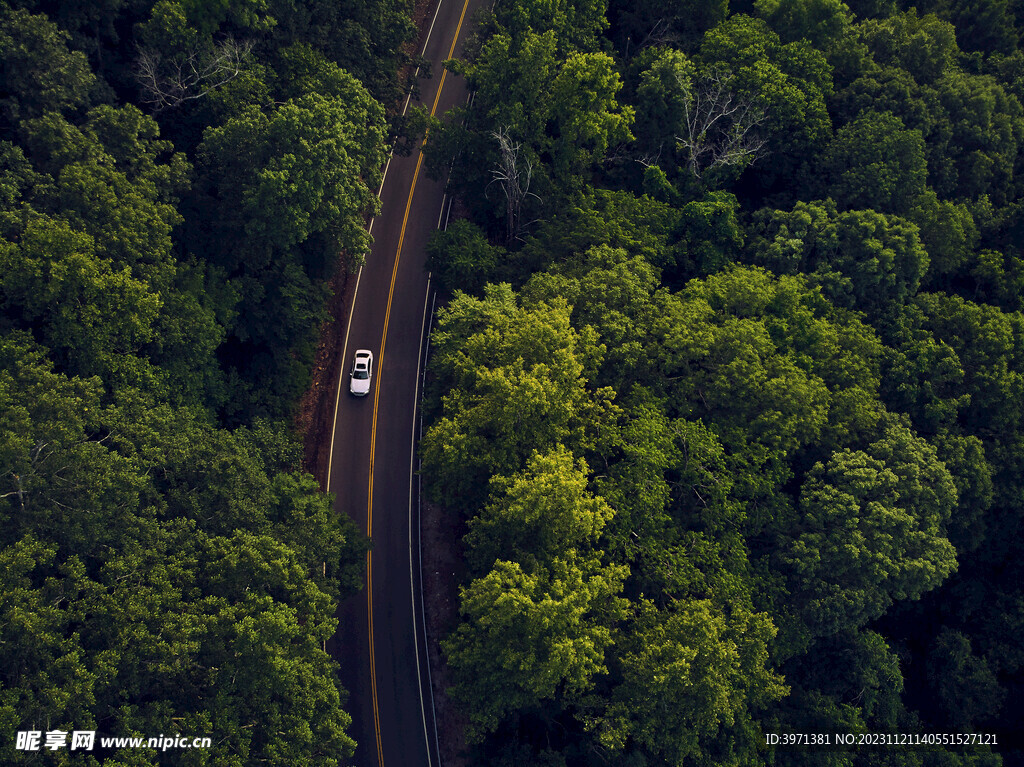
[5,0,1024,764]
[420,0,1024,765]
[0,0,414,763]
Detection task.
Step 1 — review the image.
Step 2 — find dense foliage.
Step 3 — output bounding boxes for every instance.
[0,0,411,763]
[424,0,1024,764]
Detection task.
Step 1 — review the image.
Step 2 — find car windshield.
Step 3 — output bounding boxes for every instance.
[353,369,369,379]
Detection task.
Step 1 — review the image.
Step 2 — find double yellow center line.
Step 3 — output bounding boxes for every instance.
[365,0,472,764]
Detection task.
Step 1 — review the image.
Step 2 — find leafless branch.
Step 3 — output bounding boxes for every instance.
[634,147,663,169]
[487,127,539,245]
[674,66,767,180]
[638,17,681,50]
[0,473,25,509]
[602,141,639,168]
[136,38,253,111]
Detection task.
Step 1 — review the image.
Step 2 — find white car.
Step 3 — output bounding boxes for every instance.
[349,349,373,396]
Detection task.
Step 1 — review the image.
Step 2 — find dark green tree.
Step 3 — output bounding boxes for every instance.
[0,5,95,131]
[774,420,957,654]
[819,110,927,214]
[747,199,929,316]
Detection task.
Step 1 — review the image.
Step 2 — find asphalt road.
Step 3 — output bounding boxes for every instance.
[324,1,485,765]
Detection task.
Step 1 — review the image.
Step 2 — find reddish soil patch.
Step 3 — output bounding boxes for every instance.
[296,263,352,485]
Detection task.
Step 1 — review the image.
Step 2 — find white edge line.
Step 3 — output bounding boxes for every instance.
[322,0,455,760]
[409,91,466,767]
[420,286,441,767]
[402,0,447,124]
[436,195,447,228]
[409,195,447,767]
[323,0,446,492]
[325,259,362,494]
[401,0,454,741]
[411,275,435,767]
[421,0,446,59]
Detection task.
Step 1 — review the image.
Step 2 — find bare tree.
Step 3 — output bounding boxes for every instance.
[675,66,767,180]
[136,38,253,111]
[637,17,682,50]
[488,128,538,244]
[633,147,663,170]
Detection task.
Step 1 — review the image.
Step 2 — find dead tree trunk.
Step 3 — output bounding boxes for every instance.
[489,128,537,245]
[675,66,767,180]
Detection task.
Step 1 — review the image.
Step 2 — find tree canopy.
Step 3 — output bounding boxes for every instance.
[423,0,1024,762]
[0,0,403,762]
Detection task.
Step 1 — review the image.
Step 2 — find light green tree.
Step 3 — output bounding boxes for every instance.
[548,51,634,180]
[599,599,786,765]
[443,555,628,740]
[464,446,614,573]
[422,284,611,514]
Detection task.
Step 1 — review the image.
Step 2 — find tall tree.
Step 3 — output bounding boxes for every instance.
[443,555,628,741]
[819,109,927,214]
[0,4,94,132]
[747,199,930,317]
[463,446,615,574]
[773,420,958,655]
[599,599,786,765]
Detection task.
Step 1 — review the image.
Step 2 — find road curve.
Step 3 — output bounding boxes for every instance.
[323,1,484,765]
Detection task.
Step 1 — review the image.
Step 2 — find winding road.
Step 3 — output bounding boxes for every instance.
[323,1,484,764]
